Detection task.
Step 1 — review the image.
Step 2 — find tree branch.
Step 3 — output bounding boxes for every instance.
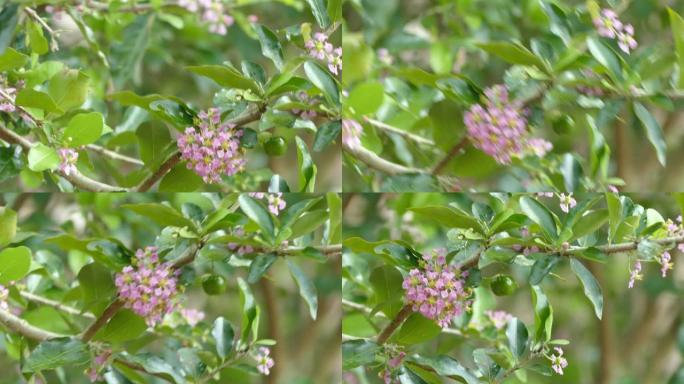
[431,139,467,175]
[86,144,144,166]
[20,291,96,319]
[364,117,435,147]
[343,143,426,175]
[376,304,412,345]
[0,307,67,340]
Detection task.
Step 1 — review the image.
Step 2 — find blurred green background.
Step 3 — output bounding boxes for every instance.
[342,193,684,384]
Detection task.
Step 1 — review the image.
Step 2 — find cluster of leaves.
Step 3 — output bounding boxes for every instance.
[0,192,341,382]
[0,0,342,192]
[342,192,684,383]
[342,0,684,192]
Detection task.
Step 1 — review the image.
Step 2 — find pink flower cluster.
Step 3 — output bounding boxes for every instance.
[115,246,180,326]
[255,347,274,375]
[292,92,318,120]
[512,227,540,256]
[0,81,16,113]
[249,193,286,215]
[628,260,642,289]
[549,347,568,375]
[178,0,234,35]
[86,351,111,382]
[342,119,363,149]
[58,148,78,176]
[380,351,405,384]
[305,32,342,75]
[464,85,552,164]
[180,308,206,326]
[177,108,246,184]
[485,310,513,330]
[593,9,637,54]
[558,193,577,213]
[227,226,255,255]
[402,248,471,328]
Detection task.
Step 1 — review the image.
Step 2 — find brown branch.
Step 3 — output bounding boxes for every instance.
[376,304,412,345]
[0,307,67,340]
[431,139,467,175]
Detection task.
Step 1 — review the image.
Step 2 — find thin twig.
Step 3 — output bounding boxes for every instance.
[24,7,59,51]
[20,291,96,319]
[343,143,426,175]
[431,139,467,175]
[364,117,435,146]
[86,144,144,166]
[0,307,67,340]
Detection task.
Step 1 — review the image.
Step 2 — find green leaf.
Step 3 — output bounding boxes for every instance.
[519,196,558,240]
[289,209,328,239]
[605,193,622,242]
[369,265,403,317]
[15,89,61,114]
[48,69,89,111]
[97,309,147,343]
[238,195,275,243]
[326,192,342,244]
[307,0,331,28]
[407,355,478,384]
[531,285,553,343]
[121,354,183,383]
[237,277,258,342]
[668,8,684,88]
[395,313,442,345]
[27,20,48,55]
[506,318,528,359]
[287,258,318,320]
[212,317,235,359]
[186,65,260,93]
[111,15,152,87]
[27,143,59,172]
[569,258,603,319]
[77,263,116,315]
[348,81,384,116]
[342,339,378,369]
[529,255,561,285]
[327,0,342,24]
[0,207,17,247]
[0,5,19,54]
[571,209,608,240]
[587,37,622,82]
[136,123,172,166]
[158,164,204,192]
[62,112,104,147]
[313,120,341,152]
[0,47,27,71]
[23,338,89,372]
[254,24,284,71]
[247,253,277,283]
[475,42,548,72]
[122,203,196,229]
[303,60,340,107]
[410,206,484,234]
[295,136,317,192]
[0,246,31,284]
[633,102,667,166]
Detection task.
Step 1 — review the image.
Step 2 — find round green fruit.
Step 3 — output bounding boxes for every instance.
[264,136,287,156]
[202,274,227,295]
[490,274,517,296]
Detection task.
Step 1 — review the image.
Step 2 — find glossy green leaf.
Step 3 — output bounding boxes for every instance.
[476,41,548,72]
[506,318,528,358]
[0,207,17,247]
[369,265,403,317]
[668,8,684,88]
[62,112,104,147]
[395,313,441,345]
[342,339,378,369]
[571,209,608,239]
[519,196,558,240]
[304,60,340,106]
[0,5,19,54]
[410,206,484,234]
[0,47,27,71]
[122,203,196,230]
[407,355,478,384]
[570,258,603,319]
[0,246,31,284]
[254,24,284,71]
[296,136,317,192]
[77,263,116,315]
[186,65,260,93]
[27,143,59,172]
[15,89,61,114]
[247,253,277,283]
[531,285,553,343]
[307,0,331,28]
[48,69,90,111]
[633,102,667,166]
[529,255,561,285]
[23,338,89,372]
[238,195,275,243]
[27,21,49,55]
[287,258,318,320]
[97,309,147,343]
[212,317,235,359]
[587,37,622,82]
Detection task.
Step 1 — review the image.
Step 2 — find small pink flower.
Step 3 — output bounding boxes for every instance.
[549,347,568,375]
[342,119,363,149]
[180,308,206,326]
[255,347,274,375]
[558,193,577,213]
[58,148,79,176]
[628,260,642,289]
